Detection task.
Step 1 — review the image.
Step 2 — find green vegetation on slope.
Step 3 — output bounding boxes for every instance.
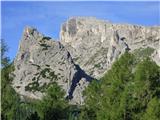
[1,64,21,120]
[82,52,160,120]
[133,47,155,60]
[1,64,77,120]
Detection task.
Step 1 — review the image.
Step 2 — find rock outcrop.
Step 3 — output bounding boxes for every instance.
[60,17,160,78]
[12,17,160,105]
[12,27,92,104]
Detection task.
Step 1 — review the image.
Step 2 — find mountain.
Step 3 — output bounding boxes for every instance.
[12,17,160,104]
[12,26,93,104]
[60,17,160,78]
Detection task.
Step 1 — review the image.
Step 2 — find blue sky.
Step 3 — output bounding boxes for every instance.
[1,1,160,60]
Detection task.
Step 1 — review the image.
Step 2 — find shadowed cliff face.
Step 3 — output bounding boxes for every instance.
[12,17,160,105]
[68,64,93,100]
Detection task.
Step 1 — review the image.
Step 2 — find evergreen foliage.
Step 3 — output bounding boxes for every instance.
[83,52,160,120]
[1,39,10,67]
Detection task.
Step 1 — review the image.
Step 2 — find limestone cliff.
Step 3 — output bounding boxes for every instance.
[60,17,160,78]
[12,17,160,105]
[12,26,92,104]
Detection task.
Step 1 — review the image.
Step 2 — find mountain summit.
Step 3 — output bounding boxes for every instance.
[12,17,160,104]
[60,17,160,78]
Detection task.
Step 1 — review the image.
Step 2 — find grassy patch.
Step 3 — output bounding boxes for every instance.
[42,36,52,40]
[25,81,39,92]
[94,63,101,68]
[25,67,59,92]
[32,77,36,81]
[40,68,50,78]
[49,71,58,81]
[39,43,51,50]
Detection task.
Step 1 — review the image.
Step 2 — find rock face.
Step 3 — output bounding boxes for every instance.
[12,27,92,104]
[12,17,160,105]
[60,17,160,78]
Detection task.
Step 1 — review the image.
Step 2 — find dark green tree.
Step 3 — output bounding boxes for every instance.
[84,52,135,120]
[83,52,160,120]
[1,60,21,120]
[26,112,40,120]
[1,39,10,67]
[35,82,69,120]
[142,97,160,120]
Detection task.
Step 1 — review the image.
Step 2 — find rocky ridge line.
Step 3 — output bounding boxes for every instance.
[12,26,93,104]
[12,17,160,105]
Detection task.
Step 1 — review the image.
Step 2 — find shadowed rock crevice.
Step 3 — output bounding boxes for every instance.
[67,64,94,99]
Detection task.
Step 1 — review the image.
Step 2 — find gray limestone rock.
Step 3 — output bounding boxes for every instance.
[12,26,92,104]
[60,17,160,78]
[12,17,160,105]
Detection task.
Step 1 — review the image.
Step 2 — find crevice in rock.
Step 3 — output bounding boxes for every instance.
[67,64,94,100]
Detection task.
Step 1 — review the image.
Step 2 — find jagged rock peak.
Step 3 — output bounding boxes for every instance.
[60,17,160,78]
[22,26,43,39]
[12,26,93,105]
[24,26,37,35]
[60,17,111,43]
